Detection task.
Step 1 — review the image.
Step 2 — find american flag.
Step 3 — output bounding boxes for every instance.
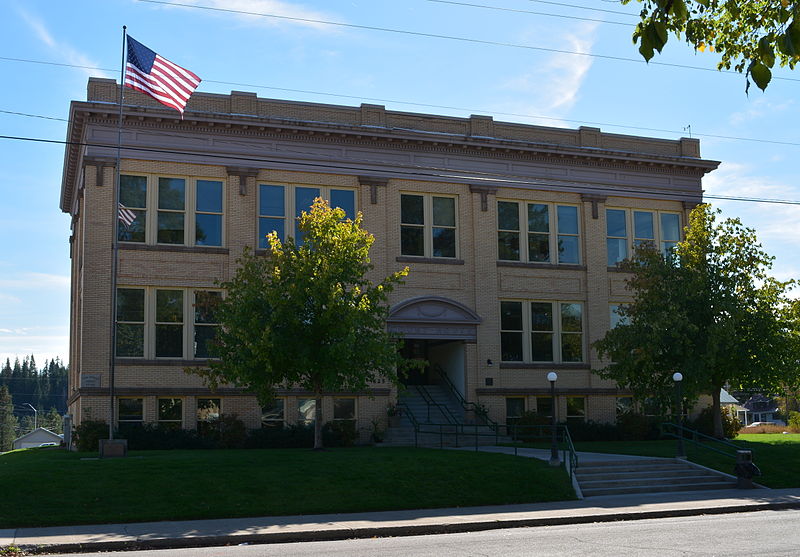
[124,36,201,115]
[118,203,137,227]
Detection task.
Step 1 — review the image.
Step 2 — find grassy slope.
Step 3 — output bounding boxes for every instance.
[0,447,575,529]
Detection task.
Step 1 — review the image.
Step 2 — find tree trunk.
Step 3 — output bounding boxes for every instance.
[712,387,723,439]
[313,395,323,450]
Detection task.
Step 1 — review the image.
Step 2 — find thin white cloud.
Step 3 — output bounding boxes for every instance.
[0,326,69,364]
[0,272,69,291]
[18,8,110,79]
[163,0,342,31]
[494,22,599,126]
[728,97,795,126]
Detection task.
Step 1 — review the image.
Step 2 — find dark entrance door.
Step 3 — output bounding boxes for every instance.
[399,339,431,385]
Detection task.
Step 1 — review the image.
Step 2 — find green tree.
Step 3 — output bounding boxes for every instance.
[188,199,410,449]
[625,0,800,91]
[41,407,63,433]
[0,385,18,451]
[594,204,796,438]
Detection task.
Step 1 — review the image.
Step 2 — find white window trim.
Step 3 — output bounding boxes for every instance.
[116,287,222,360]
[117,397,144,425]
[332,397,357,421]
[257,183,358,248]
[497,200,581,264]
[119,174,226,247]
[606,208,682,266]
[157,397,185,427]
[500,299,585,363]
[400,193,459,259]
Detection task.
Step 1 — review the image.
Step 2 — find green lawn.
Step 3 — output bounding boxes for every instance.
[0,446,575,529]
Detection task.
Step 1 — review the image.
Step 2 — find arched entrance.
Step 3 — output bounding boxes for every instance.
[387,296,481,396]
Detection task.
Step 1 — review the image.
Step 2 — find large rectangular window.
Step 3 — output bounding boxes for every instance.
[116,288,145,357]
[116,287,221,360]
[497,201,580,264]
[500,301,584,363]
[505,397,525,428]
[566,396,586,424]
[333,398,356,421]
[401,194,457,258]
[158,398,183,430]
[607,208,682,266]
[258,184,356,248]
[261,398,285,428]
[118,397,143,431]
[118,175,147,242]
[298,398,316,426]
[197,398,221,437]
[118,174,225,247]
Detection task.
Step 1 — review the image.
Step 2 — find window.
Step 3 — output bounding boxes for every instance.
[506,397,525,427]
[497,201,580,264]
[400,194,457,258]
[616,396,634,418]
[566,396,585,424]
[118,397,143,431]
[118,174,224,247]
[193,291,221,358]
[158,398,183,429]
[261,398,285,428]
[258,184,356,248]
[298,398,316,426]
[333,398,356,421]
[197,398,220,437]
[118,175,147,242]
[607,208,682,266]
[500,301,584,363]
[536,396,553,419]
[115,287,222,359]
[116,288,145,357]
[610,304,628,329]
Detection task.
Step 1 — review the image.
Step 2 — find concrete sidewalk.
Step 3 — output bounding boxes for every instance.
[4,487,800,554]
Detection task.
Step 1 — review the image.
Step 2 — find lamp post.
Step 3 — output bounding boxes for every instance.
[547,371,560,467]
[24,403,37,430]
[673,372,686,459]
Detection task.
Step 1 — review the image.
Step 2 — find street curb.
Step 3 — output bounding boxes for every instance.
[17,500,800,554]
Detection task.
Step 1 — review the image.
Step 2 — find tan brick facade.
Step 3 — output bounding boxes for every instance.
[60,79,718,438]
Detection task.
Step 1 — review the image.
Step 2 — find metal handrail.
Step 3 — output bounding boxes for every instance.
[507,423,579,480]
[434,365,500,433]
[661,422,752,459]
[416,385,459,425]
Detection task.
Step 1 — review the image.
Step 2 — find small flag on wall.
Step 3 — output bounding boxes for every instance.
[124,36,201,115]
[118,203,137,227]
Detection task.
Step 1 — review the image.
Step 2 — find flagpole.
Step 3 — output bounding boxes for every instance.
[108,25,128,442]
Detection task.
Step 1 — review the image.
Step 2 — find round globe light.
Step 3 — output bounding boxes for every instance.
[673,372,683,382]
[547,371,558,383]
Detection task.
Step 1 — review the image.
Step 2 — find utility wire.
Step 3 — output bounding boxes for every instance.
[135,0,800,82]
[424,0,632,26]
[2,133,799,206]
[525,0,639,17]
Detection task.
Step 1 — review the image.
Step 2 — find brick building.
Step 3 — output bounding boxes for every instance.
[60,78,718,438]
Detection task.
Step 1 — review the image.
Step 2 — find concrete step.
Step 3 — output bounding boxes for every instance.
[579,474,730,490]
[575,468,713,482]
[581,481,737,497]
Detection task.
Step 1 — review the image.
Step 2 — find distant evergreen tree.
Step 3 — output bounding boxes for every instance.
[41,407,63,433]
[0,386,17,451]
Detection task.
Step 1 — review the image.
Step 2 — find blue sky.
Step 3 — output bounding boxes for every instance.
[1,0,798,365]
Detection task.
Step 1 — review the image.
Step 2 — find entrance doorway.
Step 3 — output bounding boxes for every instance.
[399,338,465,397]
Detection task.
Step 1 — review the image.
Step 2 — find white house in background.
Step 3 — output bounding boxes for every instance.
[12,428,64,450]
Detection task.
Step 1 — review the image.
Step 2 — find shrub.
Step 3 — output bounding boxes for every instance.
[245,424,315,449]
[565,419,624,442]
[788,411,800,432]
[616,412,662,441]
[74,420,109,452]
[122,424,213,450]
[199,414,248,449]
[691,406,741,439]
[323,420,358,447]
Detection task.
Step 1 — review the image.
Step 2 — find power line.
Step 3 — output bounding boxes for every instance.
[525,0,639,17]
[135,0,800,82]
[425,0,632,26]
[3,132,799,206]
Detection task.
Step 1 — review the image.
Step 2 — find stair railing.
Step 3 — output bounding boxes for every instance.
[416,385,459,425]
[396,401,419,447]
[433,365,500,438]
[661,422,752,460]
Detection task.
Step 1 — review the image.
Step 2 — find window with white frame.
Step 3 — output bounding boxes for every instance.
[606,208,682,266]
[115,287,223,360]
[497,201,580,264]
[609,304,629,329]
[298,398,316,426]
[333,398,356,422]
[261,398,285,428]
[400,194,457,258]
[500,300,584,363]
[158,398,183,429]
[566,396,586,424]
[257,184,356,248]
[118,174,224,247]
[197,397,221,436]
[117,397,143,430]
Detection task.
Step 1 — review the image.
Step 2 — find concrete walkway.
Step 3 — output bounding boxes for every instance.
[3,449,799,554]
